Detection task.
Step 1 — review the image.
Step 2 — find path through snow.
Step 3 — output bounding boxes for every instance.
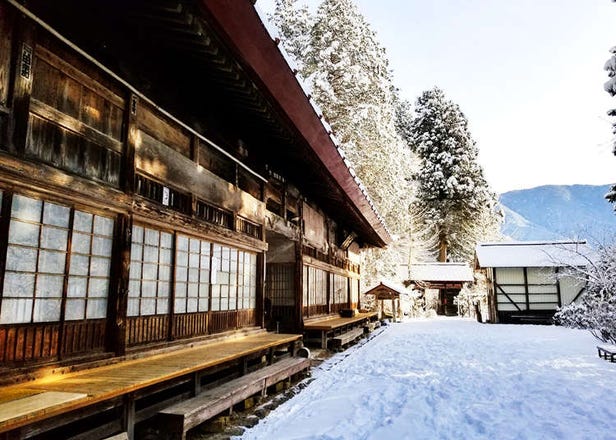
[240,318,616,440]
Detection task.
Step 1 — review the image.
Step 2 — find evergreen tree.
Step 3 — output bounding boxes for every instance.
[604,46,616,207]
[410,87,500,262]
[271,0,313,73]
[272,0,422,288]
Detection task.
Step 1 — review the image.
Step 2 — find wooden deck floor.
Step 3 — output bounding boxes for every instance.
[0,332,301,434]
[303,312,378,331]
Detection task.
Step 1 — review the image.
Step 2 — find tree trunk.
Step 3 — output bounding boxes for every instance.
[438,229,448,262]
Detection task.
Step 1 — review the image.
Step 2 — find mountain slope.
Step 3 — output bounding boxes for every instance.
[499,184,616,241]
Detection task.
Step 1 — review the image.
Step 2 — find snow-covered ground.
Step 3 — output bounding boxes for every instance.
[240,318,616,440]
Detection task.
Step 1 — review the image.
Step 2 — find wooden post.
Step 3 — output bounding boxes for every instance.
[294,199,304,333]
[7,13,36,154]
[122,393,135,440]
[122,94,139,196]
[256,251,265,328]
[106,213,132,356]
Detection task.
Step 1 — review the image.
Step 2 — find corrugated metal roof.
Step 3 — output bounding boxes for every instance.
[409,263,474,282]
[475,241,593,268]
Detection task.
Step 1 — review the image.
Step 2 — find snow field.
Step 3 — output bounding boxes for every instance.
[240,318,616,440]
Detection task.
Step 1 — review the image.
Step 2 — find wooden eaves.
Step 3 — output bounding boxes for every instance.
[199,0,392,247]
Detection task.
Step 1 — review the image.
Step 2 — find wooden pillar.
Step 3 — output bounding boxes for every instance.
[294,199,304,333]
[122,393,135,440]
[255,250,266,328]
[0,2,15,142]
[122,94,139,196]
[7,13,36,154]
[106,213,132,356]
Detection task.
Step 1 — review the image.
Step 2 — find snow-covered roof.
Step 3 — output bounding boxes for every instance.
[475,241,592,268]
[364,280,410,297]
[408,263,474,283]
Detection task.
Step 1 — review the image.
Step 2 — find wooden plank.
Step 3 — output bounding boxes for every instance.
[159,357,309,433]
[0,392,87,424]
[0,332,302,433]
[303,312,377,331]
[136,101,190,158]
[331,327,364,347]
[29,99,122,152]
[35,46,124,109]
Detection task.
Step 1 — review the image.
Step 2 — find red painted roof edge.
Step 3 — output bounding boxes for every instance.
[200,0,391,247]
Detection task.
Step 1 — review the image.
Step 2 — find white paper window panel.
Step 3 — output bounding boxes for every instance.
[158,265,172,281]
[199,298,208,312]
[90,257,111,277]
[140,298,156,315]
[4,272,35,297]
[38,250,66,274]
[131,243,143,259]
[72,232,92,254]
[6,246,38,272]
[175,298,186,313]
[187,298,198,313]
[9,220,40,246]
[144,228,159,246]
[73,211,93,232]
[0,299,33,323]
[67,277,88,298]
[160,232,173,249]
[93,215,114,236]
[41,226,68,251]
[132,225,144,243]
[89,277,109,297]
[12,195,42,222]
[142,263,158,280]
[86,298,107,319]
[143,245,159,263]
[33,298,61,322]
[129,261,142,280]
[43,203,70,228]
[36,274,64,298]
[127,298,140,316]
[65,298,86,320]
[176,251,189,267]
[92,236,112,256]
[128,279,141,298]
[160,248,172,265]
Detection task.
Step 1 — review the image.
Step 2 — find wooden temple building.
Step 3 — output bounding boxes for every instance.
[0,0,390,438]
[408,263,474,316]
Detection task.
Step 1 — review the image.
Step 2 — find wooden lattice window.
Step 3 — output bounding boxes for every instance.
[127,225,172,316]
[174,234,210,314]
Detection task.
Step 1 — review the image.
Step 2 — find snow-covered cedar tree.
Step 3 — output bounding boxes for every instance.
[604,45,616,208]
[270,0,313,74]
[554,241,616,345]
[273,0,429,288]
[410,87,501,263]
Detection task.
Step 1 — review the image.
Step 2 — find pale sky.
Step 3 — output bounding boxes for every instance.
[257,0,616,193]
